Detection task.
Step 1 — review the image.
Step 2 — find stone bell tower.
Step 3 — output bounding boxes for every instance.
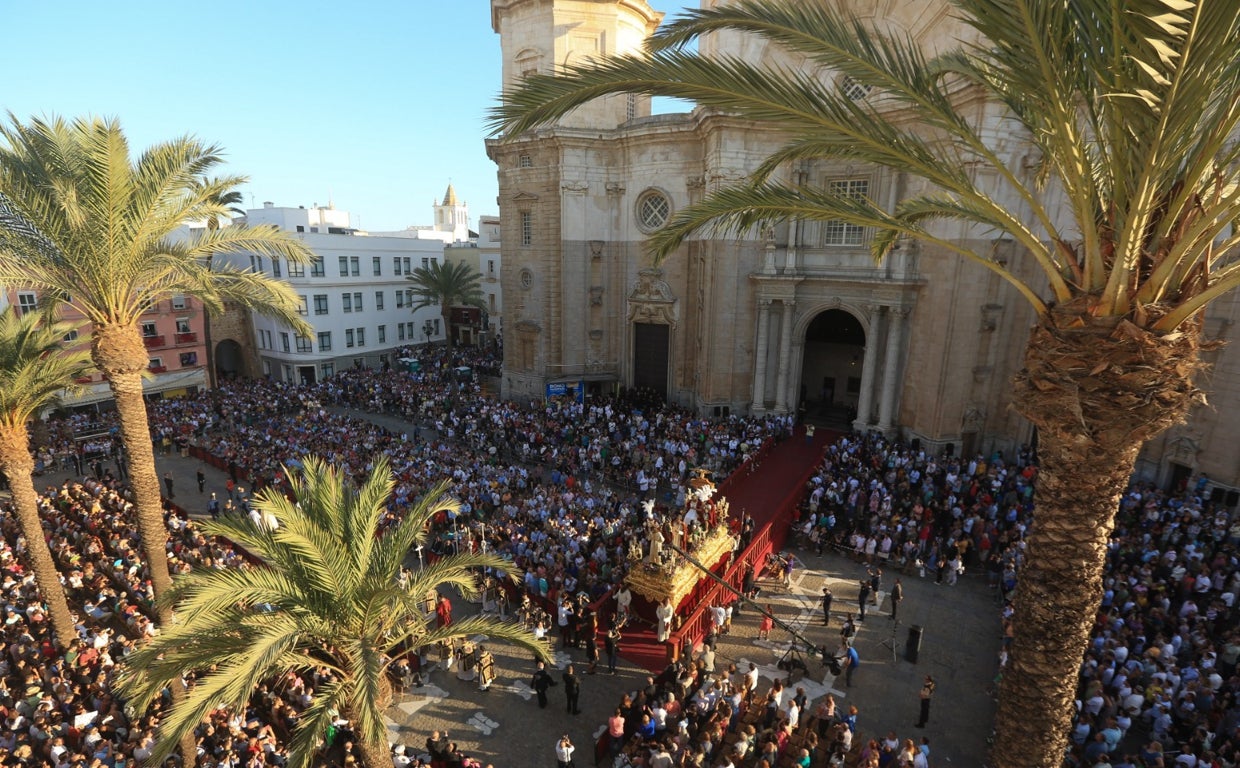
[491,0,664,131]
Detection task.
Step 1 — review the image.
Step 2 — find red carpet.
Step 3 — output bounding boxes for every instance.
[617,426,836,672]
[722,428,837,535]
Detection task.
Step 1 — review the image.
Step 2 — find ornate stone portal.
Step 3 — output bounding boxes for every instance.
[627,267,679,327]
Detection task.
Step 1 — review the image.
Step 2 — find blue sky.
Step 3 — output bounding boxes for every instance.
[2,1,691,231]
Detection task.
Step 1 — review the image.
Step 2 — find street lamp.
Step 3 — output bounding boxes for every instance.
[423,319,435,349]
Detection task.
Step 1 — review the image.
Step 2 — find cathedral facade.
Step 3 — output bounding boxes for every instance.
[486,0,1240,493]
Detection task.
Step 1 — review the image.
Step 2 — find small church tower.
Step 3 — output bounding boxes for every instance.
[433,183,470,242]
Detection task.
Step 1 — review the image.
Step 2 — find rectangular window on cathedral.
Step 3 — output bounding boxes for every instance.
[520,211,532,246]
[822,179,869,246]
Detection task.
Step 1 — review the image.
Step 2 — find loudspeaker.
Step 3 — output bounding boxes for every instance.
[905,625,924,664]
[1211,488,1226,505]
[943,443,955,458]
[910,438,922,453]
[1227,490,1239,508]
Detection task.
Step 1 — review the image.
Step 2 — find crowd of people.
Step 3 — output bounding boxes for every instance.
[586,639,933,768]
[791,432,1240,767]
[0,473,304,768]
[4,338,1238,766]
[0,346,796,768]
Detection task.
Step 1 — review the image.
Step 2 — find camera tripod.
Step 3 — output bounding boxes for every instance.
[878,617,900,663]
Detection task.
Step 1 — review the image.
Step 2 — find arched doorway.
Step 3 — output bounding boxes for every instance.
[215,339,244,381]
[799,309,865,426]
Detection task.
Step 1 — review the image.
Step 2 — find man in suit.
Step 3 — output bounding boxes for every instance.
[532,661,556,708]
[821,586,833,626]
[605,624,622,675]
[563,664,581,714]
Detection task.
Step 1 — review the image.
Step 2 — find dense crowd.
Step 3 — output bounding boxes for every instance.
[588,634,931,768]
[794,433,1239,767]
[6,338,1238,766]
[0,348,793,768]
[0,474,301,768]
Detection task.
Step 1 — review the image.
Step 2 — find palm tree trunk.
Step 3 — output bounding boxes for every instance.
[93,324,174,616]
[992,302,1206,768]
[0,428,78,650]
[442,305,453,350]
[356,738,392,768]
[93,324,198,767]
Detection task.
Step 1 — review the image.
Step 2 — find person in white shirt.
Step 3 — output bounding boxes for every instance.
[555,735,575,768]
[913,738,931,768]
[616,586,633,623]
[744,663,759,696]
[656,597,675,643]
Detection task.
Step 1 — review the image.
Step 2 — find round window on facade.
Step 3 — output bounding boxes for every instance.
[636,190,671,233]
[839,75,873,101]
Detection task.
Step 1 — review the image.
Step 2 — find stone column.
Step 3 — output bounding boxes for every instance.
[853,303,883,431]
[774,299,796,412]
[751,299,773,412]
[877,306,909,432]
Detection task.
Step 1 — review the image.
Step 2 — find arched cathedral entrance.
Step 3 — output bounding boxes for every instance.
[799,309,865,426]
[215,339,244,381]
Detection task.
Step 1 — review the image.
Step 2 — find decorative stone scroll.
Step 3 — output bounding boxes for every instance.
[627,267,679,327]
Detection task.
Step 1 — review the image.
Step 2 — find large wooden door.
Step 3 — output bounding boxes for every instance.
[632,323,670,399]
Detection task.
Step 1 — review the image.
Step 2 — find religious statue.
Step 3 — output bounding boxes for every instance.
[647,522,665,564]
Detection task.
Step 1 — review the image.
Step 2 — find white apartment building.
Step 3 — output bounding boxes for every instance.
[478,215,501,338]
[223,203,448,385]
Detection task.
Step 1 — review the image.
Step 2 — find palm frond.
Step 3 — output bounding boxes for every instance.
[345,456,395,585]
[0,308,91,428]
[196,262,312,337]
[284,679,349,768]
[401,551,518,603]
[404,260,486,312]
[367,478,458,581]
[493,0,1240,326]
[116,455,553,767]
[185,221,317,264]
[0,113,315,335]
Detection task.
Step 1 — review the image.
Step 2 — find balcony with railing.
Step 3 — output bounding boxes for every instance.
[174,332,198,345]
[142,335,165,349]
[148,365,167,374]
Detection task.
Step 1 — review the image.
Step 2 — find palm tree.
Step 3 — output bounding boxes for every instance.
[405,259,485,349]
[490,2,1240,766]
[118,456,549,768]
[0,307,91,650]
[198,181,247,389]
[0,114,315,630]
